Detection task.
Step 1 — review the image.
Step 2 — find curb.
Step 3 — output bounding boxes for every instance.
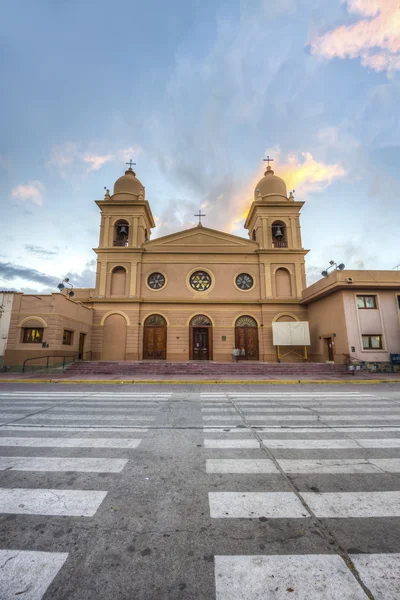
[0,379,399,385]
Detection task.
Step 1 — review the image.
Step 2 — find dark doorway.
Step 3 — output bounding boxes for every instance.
[235,316,259,361]
[78,333,86,360]
[143,315,167,360]
[189,315,213,360]
[324,337,334,361]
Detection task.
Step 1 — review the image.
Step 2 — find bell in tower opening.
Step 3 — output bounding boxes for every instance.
[271,221,287,248]
[114,219,129,247]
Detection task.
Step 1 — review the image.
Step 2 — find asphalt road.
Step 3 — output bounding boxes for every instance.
[0,383,400,599]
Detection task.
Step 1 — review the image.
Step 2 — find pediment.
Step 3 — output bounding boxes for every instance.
[144,226,258,252]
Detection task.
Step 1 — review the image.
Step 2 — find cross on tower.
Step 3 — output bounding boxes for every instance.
[194,209,206,226]
[126,159,136,169]
[263,156,274,166]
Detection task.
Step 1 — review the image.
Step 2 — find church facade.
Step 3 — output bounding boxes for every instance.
[71,164,308,362]
[3,165,400,369]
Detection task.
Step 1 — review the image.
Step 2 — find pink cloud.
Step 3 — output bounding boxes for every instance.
[311,0,400,74]
[11,181,44,207]
[83,154,113,171]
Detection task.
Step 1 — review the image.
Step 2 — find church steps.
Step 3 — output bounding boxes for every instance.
[65,361,348,376]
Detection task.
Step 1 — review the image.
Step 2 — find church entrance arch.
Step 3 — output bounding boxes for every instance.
[101,314,127,361]
[143,315,167,360]
[189,315,213,360]
[235,316,259,361]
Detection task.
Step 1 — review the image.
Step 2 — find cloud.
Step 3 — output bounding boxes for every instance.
[0,262,59,287]
[24,245,59,258]
[275,151,346,196]
[47,143,144,175]
[310,0,400,75]
[64,260,96,288]
[11,181,44,207]
[83,154,113,171]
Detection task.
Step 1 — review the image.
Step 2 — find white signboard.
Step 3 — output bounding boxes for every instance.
[272,321,311,346]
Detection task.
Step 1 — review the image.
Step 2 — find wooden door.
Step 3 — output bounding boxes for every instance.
[143,326,167,360]
[324,337,334,361]
[78,333,85,360]
[190,327,213,360]
[235,327,259,361]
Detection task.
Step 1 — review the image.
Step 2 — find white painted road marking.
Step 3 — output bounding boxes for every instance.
[0,437,142,448]
[278,458,400,474]
[0,456,128,473]
[0,488,107,516]
[350,553,400,600]
[303,491,400,518]
[204,439,260,449]
[209,492,308,519]
[206,459,280,474]
[0,549,68,600]
[214,554,367,600]
[0,426,148,432]
[22,415,155,421]
[257,427,400,433]
[260,438,400,449]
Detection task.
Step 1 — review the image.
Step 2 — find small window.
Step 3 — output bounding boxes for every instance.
[23,328,43,343]
[357,295,377,309]
[362,334,382,350]
[63,330,74,345]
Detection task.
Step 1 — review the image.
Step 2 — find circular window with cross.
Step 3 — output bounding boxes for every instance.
[189,270,212,292]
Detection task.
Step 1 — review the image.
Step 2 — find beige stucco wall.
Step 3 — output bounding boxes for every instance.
[4,294,93,367]
[306,291,349,363]
[343,290,400,362]
[0,292,15,361]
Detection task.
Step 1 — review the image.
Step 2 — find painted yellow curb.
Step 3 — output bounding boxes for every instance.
[0,378,399,385]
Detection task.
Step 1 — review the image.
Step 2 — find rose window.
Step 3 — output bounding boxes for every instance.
[148,272,166,289]
[236,273,254,290]
[189,271,212,292]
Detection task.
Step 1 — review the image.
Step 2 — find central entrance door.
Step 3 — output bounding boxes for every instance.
[143,314,167,360]
[235,316,259,361]
[189,315,213,360]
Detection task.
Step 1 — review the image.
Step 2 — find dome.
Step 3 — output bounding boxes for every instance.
[113,168,143,197]
[255,166,287,200]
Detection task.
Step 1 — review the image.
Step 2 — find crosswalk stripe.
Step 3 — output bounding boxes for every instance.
[0,549,68,600]
[0,426,148,432]
[209,492,307,519]
[214,554,368,599]
[277,458,400,474]
[260,438,400,449]
[206,459,279,474]
[210,490,400,518]
[0,457,128,473]
[46,407,158,413]
[0,437,142,448]
[22,415,155,421]
[204,440,260,449]
[0,488,107,517]
[303,491,400,518]
[350,553,400,599]
[258,427,400,433]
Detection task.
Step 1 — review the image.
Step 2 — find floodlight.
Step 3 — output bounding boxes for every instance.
[338,263,345,270]
[64,277,70,283]
[321,270,328,277]
[68,291,75,298]
[57,283,65,290]
[329,260,335,266]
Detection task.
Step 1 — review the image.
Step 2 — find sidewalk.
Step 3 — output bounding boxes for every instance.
[0,372,400,384]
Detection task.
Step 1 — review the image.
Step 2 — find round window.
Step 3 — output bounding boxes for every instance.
[147,272,166,290]
[236,273,254,290]
[190,270,212,292]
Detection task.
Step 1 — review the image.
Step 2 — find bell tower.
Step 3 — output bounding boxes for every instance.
[94,165,155,298]
[244,162,308,299]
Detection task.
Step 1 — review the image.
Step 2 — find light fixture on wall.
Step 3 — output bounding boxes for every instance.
[57,278,75,298]
[321,261,345,278]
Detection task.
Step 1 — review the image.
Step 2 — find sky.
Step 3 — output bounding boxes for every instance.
[1,0,399,293]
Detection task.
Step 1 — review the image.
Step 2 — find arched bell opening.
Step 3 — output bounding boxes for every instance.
[271,220,288,248]
[113,219,129,247]
[110,266,127,296]
[235,316,259,361]
[143,314,167,360]
[189,314,213,360]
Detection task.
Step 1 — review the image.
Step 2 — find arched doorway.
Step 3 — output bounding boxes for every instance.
[143,315,167,360]
[235,316,259,361]
[101,314,127,361]
[189,315,212,360]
